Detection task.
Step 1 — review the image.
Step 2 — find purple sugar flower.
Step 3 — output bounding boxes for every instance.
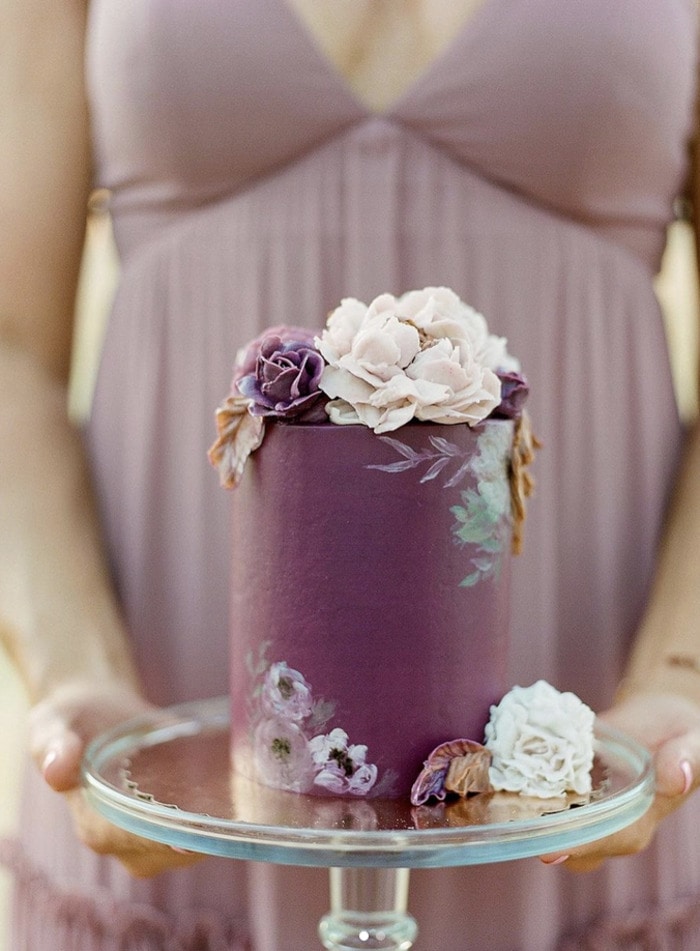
[410,738,491,806]
[236,333,326,419]
[233,325,318,382]
[492,370,529,420]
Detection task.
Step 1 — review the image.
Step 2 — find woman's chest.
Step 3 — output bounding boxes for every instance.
[87,0,697,238]
[285,0,488,112]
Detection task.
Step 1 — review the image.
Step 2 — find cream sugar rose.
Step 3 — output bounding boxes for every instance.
[210,287,593,803]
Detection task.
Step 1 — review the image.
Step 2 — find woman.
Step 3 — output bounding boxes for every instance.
[1,0,700,947]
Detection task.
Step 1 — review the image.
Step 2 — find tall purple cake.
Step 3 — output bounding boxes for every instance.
[209,288,534,800]
[230,419,513,797]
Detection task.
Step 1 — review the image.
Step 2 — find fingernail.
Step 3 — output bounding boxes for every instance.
[541,854,570,866]
[41,749,58,775]
[680,759,693,795]
[170,846,194,855]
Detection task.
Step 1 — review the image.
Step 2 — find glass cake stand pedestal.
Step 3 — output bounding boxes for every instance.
[82,697,654,951]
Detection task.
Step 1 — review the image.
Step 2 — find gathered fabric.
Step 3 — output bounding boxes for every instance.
[557,897,700,951]
[0,837,250,951]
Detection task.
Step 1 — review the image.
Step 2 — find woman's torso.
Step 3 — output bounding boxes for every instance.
[87,0,696,271]
[43,4,700,948]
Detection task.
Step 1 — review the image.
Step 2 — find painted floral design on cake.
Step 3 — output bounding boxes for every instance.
[247,652,385,796]
[366,422,513,586]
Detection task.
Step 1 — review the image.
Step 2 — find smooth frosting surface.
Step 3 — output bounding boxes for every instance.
[230,419,513,797]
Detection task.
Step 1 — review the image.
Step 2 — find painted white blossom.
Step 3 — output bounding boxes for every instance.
[253,717,316,793]
[346,763,379,795]
[261,661,313,722]
[308,728,351,768]
[309,728,378,796]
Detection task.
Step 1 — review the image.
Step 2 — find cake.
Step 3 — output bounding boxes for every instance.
[209,288,591,804]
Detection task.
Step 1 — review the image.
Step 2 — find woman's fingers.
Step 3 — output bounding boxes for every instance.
[540,803,660,872]
[539,690,700,871]
[28,679,155,787]
[26,679,200,876]
[65,789,201,877]
[654,736,699,798]
[39,730,84,792]
[28,697,85,791]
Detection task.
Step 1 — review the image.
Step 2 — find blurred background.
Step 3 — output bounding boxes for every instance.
[0,209,698,951]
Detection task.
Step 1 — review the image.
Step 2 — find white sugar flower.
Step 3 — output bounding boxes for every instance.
[398,287,519,372]
[341,313,421,384]
[484,681,595,798]
[317,289,505,434]
[406,339,501,425]
[315,297,369,363]
[321,364,418,433]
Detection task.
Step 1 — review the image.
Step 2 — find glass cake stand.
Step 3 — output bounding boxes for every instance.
[82,697,654,951]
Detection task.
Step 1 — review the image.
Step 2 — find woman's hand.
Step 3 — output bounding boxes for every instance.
[28,678,202,878]
[539,690,700,871]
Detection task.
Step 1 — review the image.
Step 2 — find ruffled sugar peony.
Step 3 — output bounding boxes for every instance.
[405,339,502,424]
[314,298,368,364]
[398,286,520,374]
[316,289,511,434]
[236,333,325,419]
[484,681,595,798]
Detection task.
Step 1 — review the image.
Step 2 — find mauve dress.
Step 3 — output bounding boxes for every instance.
[2,1,700,948]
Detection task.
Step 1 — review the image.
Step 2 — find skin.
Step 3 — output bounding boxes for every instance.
[1,0,699,882]
[288,0,488,112]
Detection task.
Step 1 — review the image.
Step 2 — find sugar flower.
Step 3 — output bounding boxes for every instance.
[316,289,510,434]
[484,681,595,798]
[236,333,326,419]
[209,288,531,482]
